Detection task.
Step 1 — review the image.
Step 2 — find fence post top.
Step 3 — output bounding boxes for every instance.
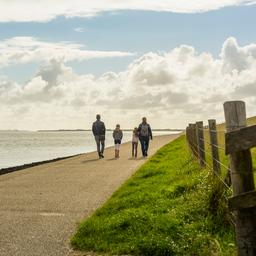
[223,100,247,132]
[223,100,245,106]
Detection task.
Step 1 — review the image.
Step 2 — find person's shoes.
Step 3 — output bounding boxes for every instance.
[145,152,148,157]
[101,154,104,158]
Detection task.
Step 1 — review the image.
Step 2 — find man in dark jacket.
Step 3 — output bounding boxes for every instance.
[92,114,106,158]
[138,117,153,157]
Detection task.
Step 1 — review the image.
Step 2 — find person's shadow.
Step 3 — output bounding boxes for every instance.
[128,157,145,160]
[107,158,118,161]
[81,158,100,163]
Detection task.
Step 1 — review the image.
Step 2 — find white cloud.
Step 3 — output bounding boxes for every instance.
[1,37,256,130]
[74,27,84,33]
[221,37,256,72]
[0,0,255,22]
[0,37,134,68]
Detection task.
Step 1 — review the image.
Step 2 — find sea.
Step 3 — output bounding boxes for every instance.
[0,130,180,169]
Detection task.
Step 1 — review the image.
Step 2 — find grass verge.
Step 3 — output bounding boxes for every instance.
[203,117,256,181]
[71,135,236,255]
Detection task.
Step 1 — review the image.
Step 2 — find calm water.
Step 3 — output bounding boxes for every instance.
[0,130,180,169]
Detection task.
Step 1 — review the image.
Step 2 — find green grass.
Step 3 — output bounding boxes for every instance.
[203,117,256,181]
[71,135,236,256]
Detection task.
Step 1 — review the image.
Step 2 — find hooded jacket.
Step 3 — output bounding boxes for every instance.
[92,120,106,136]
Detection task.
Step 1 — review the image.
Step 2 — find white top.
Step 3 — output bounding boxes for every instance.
[132,133,139,143]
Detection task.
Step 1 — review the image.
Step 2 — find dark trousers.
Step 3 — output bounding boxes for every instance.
[132,142,138,157]
[139,136,149,156]
[95,135,105,156]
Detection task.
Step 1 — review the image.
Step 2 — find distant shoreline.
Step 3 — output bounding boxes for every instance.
[0,129,185,132]
[37,129,185,132]
[0,134,182,176]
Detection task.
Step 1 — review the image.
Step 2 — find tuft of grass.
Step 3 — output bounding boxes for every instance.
[71,135,235,256]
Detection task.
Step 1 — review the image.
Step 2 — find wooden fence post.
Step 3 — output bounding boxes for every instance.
[188,124,193,152]
[186,125,191,145]
[208,119,221,174]
[224,101,256,255]
[191,123,198,158]
[196,121,206,167]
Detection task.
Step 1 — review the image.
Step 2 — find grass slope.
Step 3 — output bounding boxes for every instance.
[71,135,235,256]
[247,116,256,126]
[204,116,256,180]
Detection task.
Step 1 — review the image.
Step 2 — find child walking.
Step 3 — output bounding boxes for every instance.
[132,127,139,158]
[113,124,123,158]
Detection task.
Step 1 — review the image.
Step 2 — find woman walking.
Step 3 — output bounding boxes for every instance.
[113,124,123,158]
[132,127,139,158]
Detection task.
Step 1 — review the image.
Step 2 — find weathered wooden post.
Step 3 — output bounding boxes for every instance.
[188,124,193,152]
[208,119,221,174]
[186,126,191,145]
[188,123,194,156]
[196,121,206,167]
[224,101,256,255]
[191,123,198,158]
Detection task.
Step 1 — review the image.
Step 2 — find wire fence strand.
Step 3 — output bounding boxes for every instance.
[189,141,231,190]
[204,140,225,151]
[197,127,226,133]
[188,141,235,226]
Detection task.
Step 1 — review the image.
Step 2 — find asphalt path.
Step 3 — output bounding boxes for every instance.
[0,134,180,256]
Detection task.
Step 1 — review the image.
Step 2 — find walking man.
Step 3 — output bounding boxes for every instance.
[138,117,153,157]
[92,114,106,159]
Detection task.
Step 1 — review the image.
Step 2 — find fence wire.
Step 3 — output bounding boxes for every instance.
[189,141,231,191]
[203,139,225,151]
[186,126,236,226]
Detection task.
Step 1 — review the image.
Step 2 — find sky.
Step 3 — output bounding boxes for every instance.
[1,0,256,130]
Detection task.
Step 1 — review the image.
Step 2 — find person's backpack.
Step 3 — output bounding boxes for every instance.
[140,124,149,137]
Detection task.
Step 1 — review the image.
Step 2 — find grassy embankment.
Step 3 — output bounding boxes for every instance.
[204,116,256,180]
[71,134,238,255]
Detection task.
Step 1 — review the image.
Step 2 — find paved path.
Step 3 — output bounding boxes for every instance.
[0,134,180,256]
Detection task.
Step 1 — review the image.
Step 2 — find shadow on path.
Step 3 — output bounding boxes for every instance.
[81,159,100,163]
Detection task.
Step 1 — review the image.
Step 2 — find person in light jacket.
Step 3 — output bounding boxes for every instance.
[113,124,123,158]
[132,127,139,158]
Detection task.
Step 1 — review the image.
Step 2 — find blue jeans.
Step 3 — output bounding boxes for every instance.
[140,136,149,156]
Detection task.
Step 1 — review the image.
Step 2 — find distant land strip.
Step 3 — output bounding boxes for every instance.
[37,129,185,132]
